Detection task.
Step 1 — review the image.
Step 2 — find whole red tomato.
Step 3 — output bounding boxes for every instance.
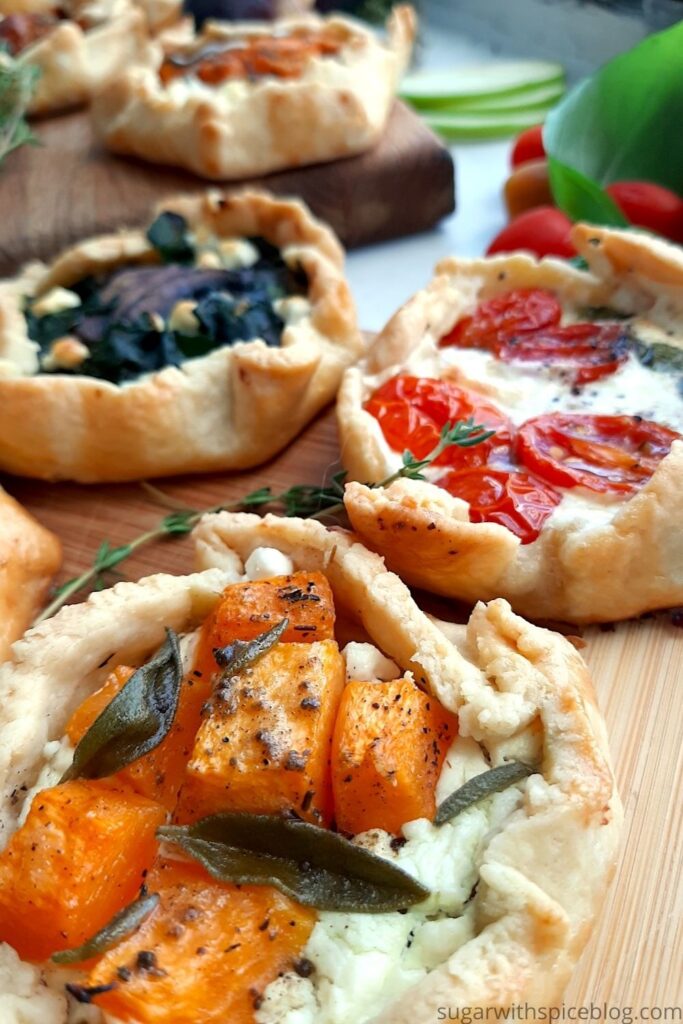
[605,181,683,244]
[486,207,576,259]
[510,125,545,168]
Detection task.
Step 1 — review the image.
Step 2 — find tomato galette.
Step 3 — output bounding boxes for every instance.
[0,487,61,661]
[0,514,619,1022]
[0,189,361,482]
[0,0,153,115]
[338,224,683,623]
[90,4,415,180]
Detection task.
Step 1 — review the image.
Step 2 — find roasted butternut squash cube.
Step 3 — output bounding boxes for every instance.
[332,677,458,835]
[176,640,345,826]
[0,780,165,962]
[195,572,336,679]
[65,663,209,813]
[89,859,316,1024]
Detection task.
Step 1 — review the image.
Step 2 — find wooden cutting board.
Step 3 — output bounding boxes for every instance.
[5,406,682,1013]
[0,100,455,273]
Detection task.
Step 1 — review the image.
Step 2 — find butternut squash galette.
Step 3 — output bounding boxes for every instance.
[0,189,361,482]
[0,514,618,1022]
[0,487,61,661]
[0,0,153,115]
[91,4,416,179]
[338,224,683,623]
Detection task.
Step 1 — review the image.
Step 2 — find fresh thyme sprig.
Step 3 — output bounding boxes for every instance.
[35,418,494,623]
[0,52,39,166]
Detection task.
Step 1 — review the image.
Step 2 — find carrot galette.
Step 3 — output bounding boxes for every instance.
[0,0,153,115]
[0,514,619,1022]
[338,224,683,623]
[91,5,416,179]
[0,189,361,482]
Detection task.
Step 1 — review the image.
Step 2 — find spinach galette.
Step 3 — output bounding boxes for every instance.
[0,189,361,481]
[0,0,153,115]
[0,513,620,1023]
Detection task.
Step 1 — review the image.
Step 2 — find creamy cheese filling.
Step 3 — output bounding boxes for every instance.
[361,314,683,539]
[257,734,525,1024]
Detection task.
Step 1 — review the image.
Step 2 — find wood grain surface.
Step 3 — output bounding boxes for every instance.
[0,100,455,273]
[5,405,682,1014]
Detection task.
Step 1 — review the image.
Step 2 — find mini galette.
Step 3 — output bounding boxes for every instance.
[0,513,619,1023]
[0,486,61,661]
[0,0,153,115]
[338,224,683,623]
[0,189,361,482]
[91,5,415,179]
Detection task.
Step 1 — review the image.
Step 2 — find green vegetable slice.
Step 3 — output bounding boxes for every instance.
[544,21,683,216]
[423,108,552,142]
[435,761,535,826]
[421,81,564,117]
[158,814,430,913]
[52,890,159,965]
[401,61,564,108]
[62,629,183,782]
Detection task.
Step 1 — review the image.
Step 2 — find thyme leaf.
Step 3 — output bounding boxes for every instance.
[35,416,495,622]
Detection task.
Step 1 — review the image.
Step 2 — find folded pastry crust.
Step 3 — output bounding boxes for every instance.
[91,5,416,179]
[0,189,362,482]
[0,487,61,663]
[0,513,620,1020]
[337,224,683,623]
[6,0,155,115]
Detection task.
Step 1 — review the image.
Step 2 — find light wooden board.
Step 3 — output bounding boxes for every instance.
[5,406,683,1013]
[0,100,455,272]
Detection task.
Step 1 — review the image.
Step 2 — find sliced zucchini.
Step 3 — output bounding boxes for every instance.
[400,61,565,109]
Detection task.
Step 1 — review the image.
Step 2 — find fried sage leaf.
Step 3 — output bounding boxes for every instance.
[62,629,183,782]
[158,814,429,913]
[146,211,195,264]
[633,338,683,375]
[52,890,160,965]
[214,618,289,675]
[435,761,535,826]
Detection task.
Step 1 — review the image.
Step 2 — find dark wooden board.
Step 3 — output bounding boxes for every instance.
[0,100,454,272]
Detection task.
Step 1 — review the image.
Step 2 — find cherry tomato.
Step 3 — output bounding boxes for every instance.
[496,321,630,385]
[516,413,681,495]
[364,375,514,469]
[440,466,561,544]
[606,181,683,245]
[510,125,545,168]
[486,207,576,260]
[440,288,562,351]
[504,159,554,219]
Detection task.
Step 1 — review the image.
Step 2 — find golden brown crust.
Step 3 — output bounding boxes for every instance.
[0,488,61,663]
[193,512,621,1017]
[0,189,363,482]
[11,0,156,116]
[91,5,416,179]
[337,226,683,623]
